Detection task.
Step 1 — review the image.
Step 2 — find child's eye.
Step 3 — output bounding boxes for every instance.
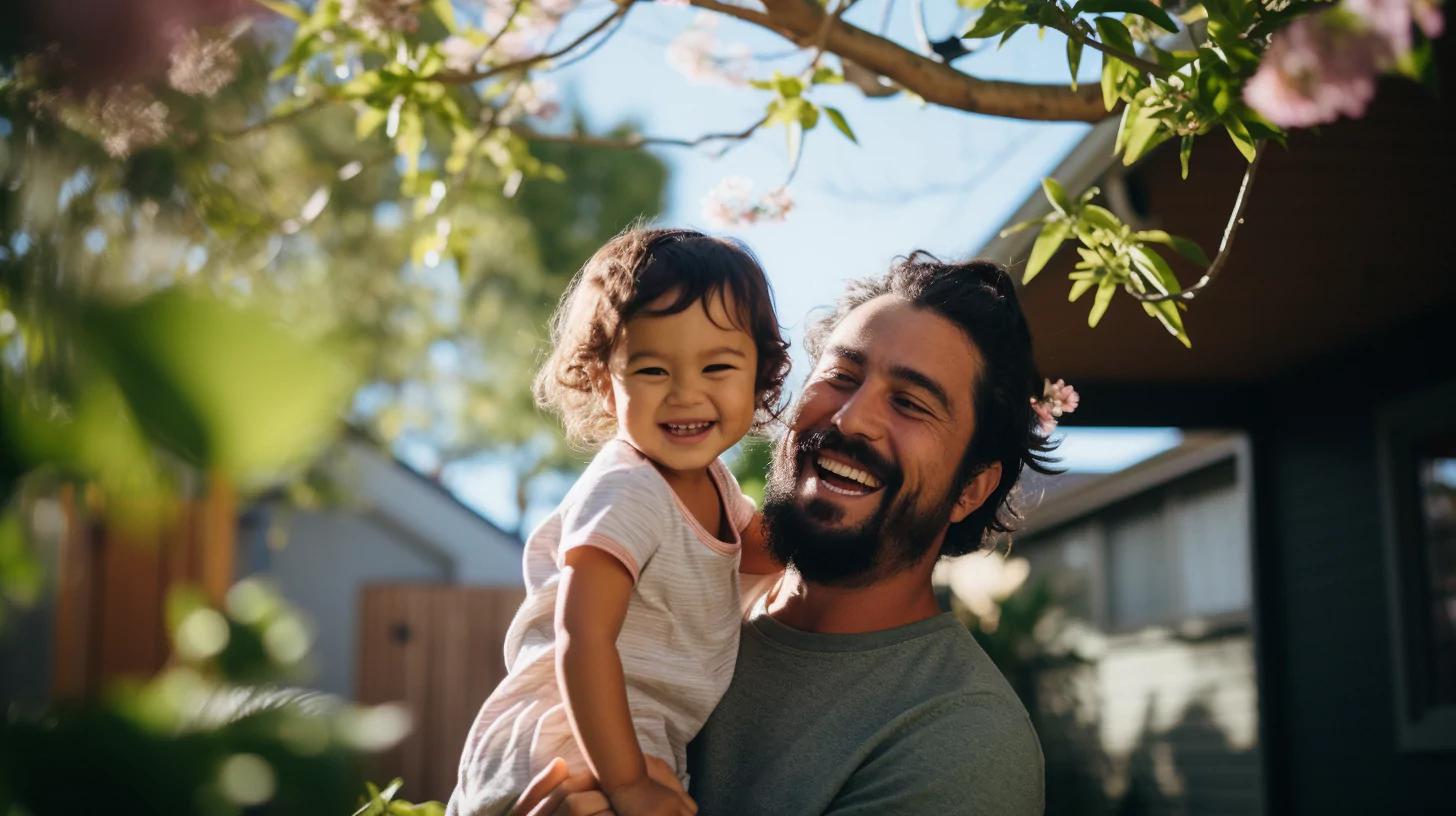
[703,364,737,374]
[634,367,668,376]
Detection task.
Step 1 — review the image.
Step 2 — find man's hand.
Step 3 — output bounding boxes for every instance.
[509,758,612,816]
[509,756,685,816]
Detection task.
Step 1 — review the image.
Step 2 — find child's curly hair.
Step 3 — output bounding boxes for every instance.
[533,227,792,447]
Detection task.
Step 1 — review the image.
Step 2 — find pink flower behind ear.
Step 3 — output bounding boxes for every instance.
[1032,378,1079,434]
[1031,399,1058,435]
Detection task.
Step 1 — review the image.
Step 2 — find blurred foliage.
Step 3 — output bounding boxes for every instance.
[0,14,665,612]
[0,579,434,815]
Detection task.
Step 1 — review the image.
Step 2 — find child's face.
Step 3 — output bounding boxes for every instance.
[606,290,759,475]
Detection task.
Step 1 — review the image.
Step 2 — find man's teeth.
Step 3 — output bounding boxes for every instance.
[816,455,882,489]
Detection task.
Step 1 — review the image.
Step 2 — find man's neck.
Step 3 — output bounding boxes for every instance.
[765,560,944,635]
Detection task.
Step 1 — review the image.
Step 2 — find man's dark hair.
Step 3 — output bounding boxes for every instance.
[801,251,1060,557]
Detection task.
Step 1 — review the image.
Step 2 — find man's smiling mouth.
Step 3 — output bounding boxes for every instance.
[814,454,884,496]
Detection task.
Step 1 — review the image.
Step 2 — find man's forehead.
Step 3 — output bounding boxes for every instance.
[824,296,982,396]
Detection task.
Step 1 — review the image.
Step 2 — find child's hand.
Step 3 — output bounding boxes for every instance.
[607,775,698,816]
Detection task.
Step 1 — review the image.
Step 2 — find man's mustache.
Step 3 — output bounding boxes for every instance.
[792,427,902,490]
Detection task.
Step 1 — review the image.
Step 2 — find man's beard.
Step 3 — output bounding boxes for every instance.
[761,427,964,587]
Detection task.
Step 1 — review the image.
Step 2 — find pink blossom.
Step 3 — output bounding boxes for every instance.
[166,27,239,96]
[439,35,484,74]
[701,178,793,228]
[517,79,561,120]
[658,0,691,6]
[666,12,752,86]
[1031,378,1079,434]
[1345,0,1440,54]
[1244,13,1388,128]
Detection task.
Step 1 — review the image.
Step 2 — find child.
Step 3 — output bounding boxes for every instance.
[447,228,789,816]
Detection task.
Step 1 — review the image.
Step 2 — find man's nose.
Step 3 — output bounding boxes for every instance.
[831,387,885,441]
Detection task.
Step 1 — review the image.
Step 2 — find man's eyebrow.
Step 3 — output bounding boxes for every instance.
[825,345,864,365]
[889,363,952,413]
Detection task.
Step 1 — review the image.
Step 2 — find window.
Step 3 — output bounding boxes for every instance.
[1379,384,1456,751]
[1020,458,1251,632]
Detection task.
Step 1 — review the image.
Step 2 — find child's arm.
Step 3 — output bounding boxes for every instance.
[738,512,780,575]
[556,547,695,815]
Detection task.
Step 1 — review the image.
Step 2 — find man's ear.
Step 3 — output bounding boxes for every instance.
[949,462,1002,524]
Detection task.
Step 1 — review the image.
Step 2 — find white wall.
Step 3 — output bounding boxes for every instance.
[265,510,449,697]
[246,439,526,699]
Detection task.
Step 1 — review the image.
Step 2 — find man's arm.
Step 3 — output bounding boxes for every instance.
[823,693,1045,816]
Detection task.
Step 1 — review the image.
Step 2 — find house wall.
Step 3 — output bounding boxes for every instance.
[1253,314,1456,814]
[1018,456,1262,815]
[254,510,451,698]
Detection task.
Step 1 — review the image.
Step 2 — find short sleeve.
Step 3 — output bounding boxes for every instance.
[558,465,674,584]
[712,459,759,533]
[824,693,1045,816]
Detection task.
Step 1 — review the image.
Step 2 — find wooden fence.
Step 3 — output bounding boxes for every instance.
[51,480,237,699]
[356,584,528,805]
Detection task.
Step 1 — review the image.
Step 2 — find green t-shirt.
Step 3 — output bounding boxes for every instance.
[686,601,1045,815]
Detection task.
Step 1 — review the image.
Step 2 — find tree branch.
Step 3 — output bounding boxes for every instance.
[740,0,1110,122]
[1125,141,1266,303]
[1063,25,1170,78]
[439,5,632,84]
[510,116,769,150]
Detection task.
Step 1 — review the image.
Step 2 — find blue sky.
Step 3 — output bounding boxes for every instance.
[442,1,1182,532]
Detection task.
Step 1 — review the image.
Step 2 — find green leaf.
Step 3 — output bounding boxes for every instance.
[1141,299,1191,346]
[1081,204,1122,233]
[1122,106,1169,164]
[1129,244,1181,294]
[1000,217,1049,238]
[1069,277,1097,302]
[1072,0,1179,33]
[356,106,389,140]
[1026,221,1071,283]
[255,0,307,22]
[999,24,1027,49]
[1101,53,1126,111]
[1066,37,1084,91]
[1042,177,1074,215]
[336,72,384,100]
[824,107,858,144]
[1088,277,1117,326]
[428,0,458,33]
[395,105,424,186]
[810,66,845,85]
[773,72,806,99]
[1179,133,1193,178]
[1134,230,1209,266]
[964,7,1026,39]
[73,292,355,478]
[1094,16,1136,55]
[1223,114,1257,162]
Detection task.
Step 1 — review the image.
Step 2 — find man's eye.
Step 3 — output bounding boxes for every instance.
[894,396,927,414]
[635,367,668,376]
[827,371,857,385]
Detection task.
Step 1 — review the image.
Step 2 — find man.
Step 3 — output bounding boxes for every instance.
[515,252,1057,815]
